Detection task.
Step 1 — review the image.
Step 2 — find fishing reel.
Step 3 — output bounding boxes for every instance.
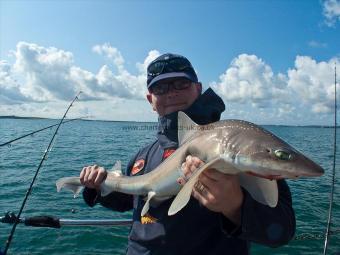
[0,212,20,224]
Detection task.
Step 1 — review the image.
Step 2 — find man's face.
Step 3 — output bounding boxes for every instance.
[146,78,202,116]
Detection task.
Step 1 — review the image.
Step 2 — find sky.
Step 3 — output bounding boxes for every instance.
[0,0,339,125]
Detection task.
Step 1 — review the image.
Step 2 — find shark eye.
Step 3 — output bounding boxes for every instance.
[274,149,291,160]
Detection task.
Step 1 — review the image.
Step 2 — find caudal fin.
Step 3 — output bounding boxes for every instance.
[56,177,83,198]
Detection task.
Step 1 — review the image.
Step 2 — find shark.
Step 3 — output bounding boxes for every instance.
[56,111,324,216]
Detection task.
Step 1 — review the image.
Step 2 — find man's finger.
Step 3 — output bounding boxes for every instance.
[80,167,87,183]
[83,168,91,183]
[191,156,203,167]
[189,163,198,174]
[192,188,209,207]
[94,169,107,186]
[199,173,217,189]
[181,162,188,174]
[177,177,186,185]
[202,168,232,181]
[88,169,97,184]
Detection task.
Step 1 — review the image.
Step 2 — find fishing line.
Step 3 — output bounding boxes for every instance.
[0,117,84,147]
[2,92,82,255]
[323,63,337,255]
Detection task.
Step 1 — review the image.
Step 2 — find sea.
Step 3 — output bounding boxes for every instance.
[0,118,339,255]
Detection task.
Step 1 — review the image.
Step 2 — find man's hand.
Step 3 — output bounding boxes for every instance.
[177,155,244,225]
[80,165,107,191]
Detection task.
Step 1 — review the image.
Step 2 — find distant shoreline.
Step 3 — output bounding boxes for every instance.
[1,115,339,128]
[0,115,47,120]
[0,115,156,124]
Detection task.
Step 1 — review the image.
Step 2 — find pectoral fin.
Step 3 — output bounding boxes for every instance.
[239,173,278,207]
[141,191,156,216]
[100,183,113,197]
[168,156,229,216]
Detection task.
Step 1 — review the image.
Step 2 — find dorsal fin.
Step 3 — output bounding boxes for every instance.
[110,160,122,177]
[178,111,199,146]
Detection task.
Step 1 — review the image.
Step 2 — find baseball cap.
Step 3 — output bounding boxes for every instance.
[147,53,198,89]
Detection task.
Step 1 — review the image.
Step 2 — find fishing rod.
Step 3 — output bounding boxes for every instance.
[2,92,82,255]
[1,212,132,228]
[1,211,340,240]
[323,63,337,255]
[0,117,84,147]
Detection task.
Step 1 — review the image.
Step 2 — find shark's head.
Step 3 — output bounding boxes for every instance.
[223,121,325,180]
[178,113,325,180]
[243,145,325,180]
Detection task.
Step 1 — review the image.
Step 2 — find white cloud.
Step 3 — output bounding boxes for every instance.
[13,42,79,101]
[92,44,160,98]
[211,54,289,109]
[287,56,338,113]
[323,0,340,27]
[136,50,160,74]
[0,42,159,105]
[0,60,33,104]
[92,43,125,71]
[1,42,338,124]
[212,54,339,118]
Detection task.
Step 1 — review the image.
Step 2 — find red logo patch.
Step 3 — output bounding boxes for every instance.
[163,149,176,159]
[131,159,145,175]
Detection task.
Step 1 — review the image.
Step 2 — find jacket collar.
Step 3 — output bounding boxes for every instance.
[157,88,225,149]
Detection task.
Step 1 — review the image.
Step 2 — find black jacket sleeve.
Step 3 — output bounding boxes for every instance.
[82,155,137,212]
[234,179,296,247]
[83,188,133,212]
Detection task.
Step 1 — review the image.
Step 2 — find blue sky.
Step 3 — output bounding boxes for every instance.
[0,0,339,125]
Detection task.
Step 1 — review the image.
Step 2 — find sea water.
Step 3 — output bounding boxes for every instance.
[0,118,339,255]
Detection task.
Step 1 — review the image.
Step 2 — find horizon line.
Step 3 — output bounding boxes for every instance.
[1,115,339,128]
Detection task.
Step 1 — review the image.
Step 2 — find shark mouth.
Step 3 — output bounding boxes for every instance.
[245,171,284,180]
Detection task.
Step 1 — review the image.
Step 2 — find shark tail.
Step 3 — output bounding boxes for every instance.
[56,177,83,198]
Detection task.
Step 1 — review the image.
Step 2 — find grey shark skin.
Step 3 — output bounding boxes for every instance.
[56,112,324,216]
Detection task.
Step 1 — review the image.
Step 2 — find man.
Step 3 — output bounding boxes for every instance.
[80,53,296,255]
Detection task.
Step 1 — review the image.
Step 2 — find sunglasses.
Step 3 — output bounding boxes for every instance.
[150,80,193,95]
[147,57,194,77]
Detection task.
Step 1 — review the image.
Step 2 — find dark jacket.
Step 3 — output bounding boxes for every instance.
[83,88,296,255]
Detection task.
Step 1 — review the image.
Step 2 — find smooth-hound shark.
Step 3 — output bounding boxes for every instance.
[56,112,324,216]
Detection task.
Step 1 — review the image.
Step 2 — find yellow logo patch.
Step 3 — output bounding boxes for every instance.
[141,213,157,224]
